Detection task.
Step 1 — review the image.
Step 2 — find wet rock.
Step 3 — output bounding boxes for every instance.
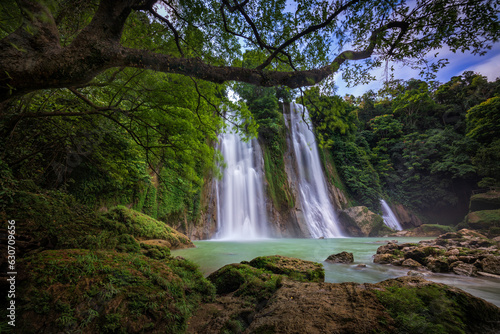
[373,253,394,264]
[248,255,325,282]
[244,277,500,334]
[374,229,499,277]
[478,271,500,279]
[356,264,367,268]
[338,206,392,237]
[451,262,478,276]
[426,256,449,273]
[445,248,460,256]
[482,255,500,275]
[407,270,426,278]
[391,258,404,266]
[325,251,354,264]
[402,258,423,268]
[376,242,399,254]
[404,247,428,264]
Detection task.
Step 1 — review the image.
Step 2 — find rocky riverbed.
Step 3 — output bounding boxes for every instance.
[374,229,500,277]
[189,255,500,334]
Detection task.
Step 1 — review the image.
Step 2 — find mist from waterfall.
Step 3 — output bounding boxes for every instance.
[380,199,403,231]
[214,118,269,240]
[290,103,343,238]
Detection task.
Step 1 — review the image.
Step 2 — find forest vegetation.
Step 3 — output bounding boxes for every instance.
[1,0,500,332]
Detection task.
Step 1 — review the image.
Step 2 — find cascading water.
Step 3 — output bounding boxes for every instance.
[289,103,343,238]
[215,118,269,240]
[380,199,403,231]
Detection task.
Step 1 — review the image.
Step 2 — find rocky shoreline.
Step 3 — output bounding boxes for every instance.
[374,229,500,277]
[189,255,500,334]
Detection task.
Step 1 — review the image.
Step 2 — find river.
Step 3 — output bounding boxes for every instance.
[172,237,500,307]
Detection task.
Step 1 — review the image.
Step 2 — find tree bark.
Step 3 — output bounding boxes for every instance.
[0,0,385,104]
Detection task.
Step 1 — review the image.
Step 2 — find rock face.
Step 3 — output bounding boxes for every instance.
[325,251,354,263]
[187,173,218,240]
[390,203,423,228]
[339,206,393,237]
[190,256,500,334]
[374,229,499,276]
[466,209,500,231]
[469,190,500,212]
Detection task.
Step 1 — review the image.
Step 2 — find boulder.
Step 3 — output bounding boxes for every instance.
[451,262,478,276]
[373,253,395,264]
[466,209,500,230]
[247,255,325,282]
[390,203,423,228]
[325,251,354,264]
[401,258,423,268]
[376,242,399,254]
[407,270,426,278]
[243,277,500,334]
[426,256,450,273]
[482,255,500,275]
[338,206,391,237]
[469,190,500,212]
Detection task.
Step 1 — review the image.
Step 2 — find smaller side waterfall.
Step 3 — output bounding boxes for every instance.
[290,103,343,238]
[215,120,269,240]
[380,199,403,231]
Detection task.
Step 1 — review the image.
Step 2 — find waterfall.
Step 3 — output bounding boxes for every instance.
[289,103,343,238]
[380,199,403,231]
[215,119,269,240]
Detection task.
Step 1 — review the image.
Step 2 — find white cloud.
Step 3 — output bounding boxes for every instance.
[465,54,500,81]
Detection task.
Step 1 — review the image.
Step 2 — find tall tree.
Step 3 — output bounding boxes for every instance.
[0,0,498,104]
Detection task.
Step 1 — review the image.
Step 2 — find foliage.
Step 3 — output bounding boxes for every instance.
[299,72,499,224]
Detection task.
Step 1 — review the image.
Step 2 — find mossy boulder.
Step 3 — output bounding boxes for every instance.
[339,206,393,237]
[208,263,283,301]
[2,189,101,251]
[1,190,193,256]
[15,249,214,334]
[466,209,500,230]
[242,277,500,334]
[246,255,325,282]
[469,191,500,212]
[375,277,500,334]
[325,251,354,264]
[99,206,194,250]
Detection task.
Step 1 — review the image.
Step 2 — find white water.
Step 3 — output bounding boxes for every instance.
[215,120,269,240]
[381,199,403,231]
[289,103,343,238]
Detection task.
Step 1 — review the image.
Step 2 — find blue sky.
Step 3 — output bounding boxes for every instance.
[335,42,500,97]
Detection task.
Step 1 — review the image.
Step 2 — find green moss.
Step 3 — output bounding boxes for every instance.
[421,224,456,234]
[247,255,324,283]
[17,249,214,333]
[375,284,466,334]
[261,141,295,210]
[142,183,158,218]
[98,206,193,248]
[209,263,283,303]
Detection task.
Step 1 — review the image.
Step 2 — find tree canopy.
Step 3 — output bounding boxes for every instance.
[0,0,499,103]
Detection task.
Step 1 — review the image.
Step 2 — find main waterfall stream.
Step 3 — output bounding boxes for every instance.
[290,103,343,238]
[215,119,269,239]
